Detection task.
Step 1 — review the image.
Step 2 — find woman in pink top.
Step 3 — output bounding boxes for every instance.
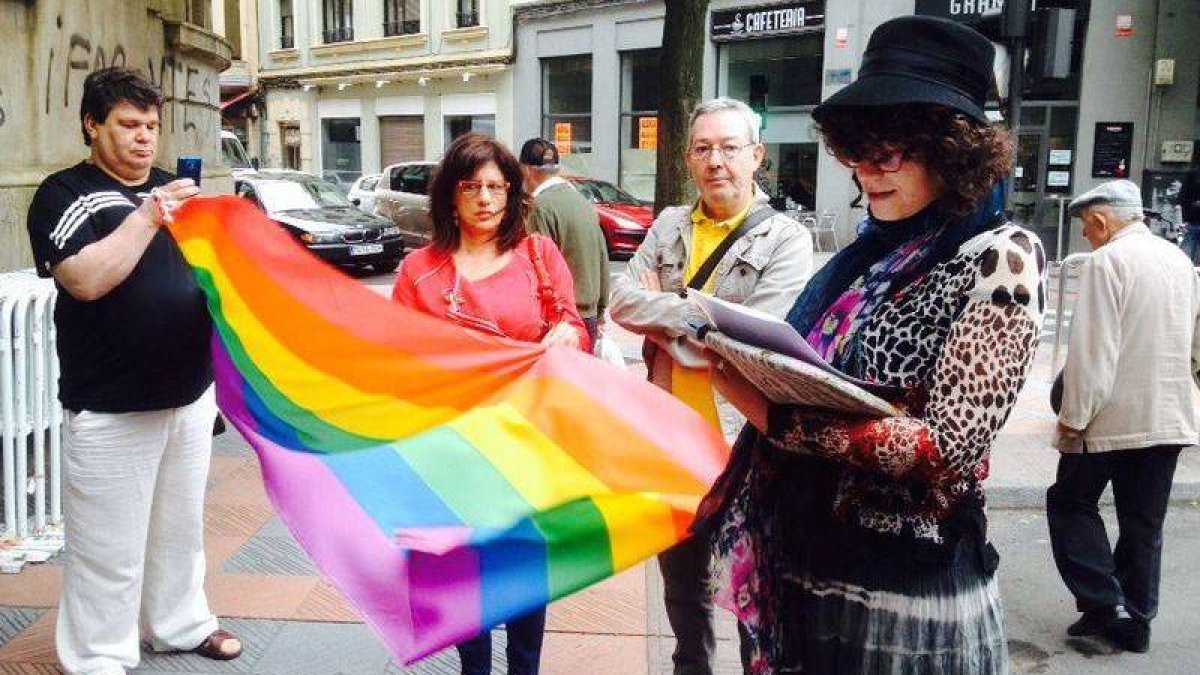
[391,133,587,675]
[393,133,588,352]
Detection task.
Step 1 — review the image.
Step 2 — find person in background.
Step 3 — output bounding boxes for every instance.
[391,133,588,675]
[1047,179,1200,654]
[697,17,1046,673]
[519,138,610,343]
[609,97,812,675]
[25,67,241,675]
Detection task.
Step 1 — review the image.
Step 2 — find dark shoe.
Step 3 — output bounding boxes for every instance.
[1067,606,1118,637]
[192,628,243,661]
[1104,617,1151,653]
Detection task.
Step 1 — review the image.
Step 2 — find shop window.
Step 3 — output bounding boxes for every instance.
[323,0,354,43]
[321,118,361,178]
[384,0,420,36]
[279,0,294,49]
[281,124,301,170]
[725,35,822,109]
[445,115,495,147]
[456,0,479,28]
[618,49,661,200]
[542,55,593,174]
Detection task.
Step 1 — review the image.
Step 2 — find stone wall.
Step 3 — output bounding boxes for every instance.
[0,0,231,272]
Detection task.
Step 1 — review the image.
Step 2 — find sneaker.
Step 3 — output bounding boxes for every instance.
[1067,606,1118,637]
[1104,616,1151,653]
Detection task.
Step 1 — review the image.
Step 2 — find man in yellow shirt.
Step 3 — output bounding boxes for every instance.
[610,98,812,675]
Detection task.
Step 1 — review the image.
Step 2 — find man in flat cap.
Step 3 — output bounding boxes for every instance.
[1046,179,1200,653]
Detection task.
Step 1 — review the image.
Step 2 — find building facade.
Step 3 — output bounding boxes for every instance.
[0,0,234,272]
[255,0,514,183]
[514,0,1200,256]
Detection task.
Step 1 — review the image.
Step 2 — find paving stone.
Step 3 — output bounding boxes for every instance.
[221,535,316,576]
[253,622,392,675]
[0,610,41,650]
[253,517,291,539]
[135,617,282,674]
[385,632,502,675]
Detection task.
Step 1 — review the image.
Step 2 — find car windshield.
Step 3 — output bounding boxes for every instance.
[256,179,353,211]
[571,179,643,206]
[360,175,380,191]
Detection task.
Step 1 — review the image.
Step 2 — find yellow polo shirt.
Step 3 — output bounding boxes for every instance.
[672,200,753,427]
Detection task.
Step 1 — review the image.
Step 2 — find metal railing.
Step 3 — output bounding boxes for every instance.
[384,20,420,36]
[456,11,479,28]
[0,271,65,573]
[322,26,354,44]
[1049,253,1091,374]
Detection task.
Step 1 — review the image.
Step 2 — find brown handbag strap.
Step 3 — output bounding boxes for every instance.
[526,236,566,328]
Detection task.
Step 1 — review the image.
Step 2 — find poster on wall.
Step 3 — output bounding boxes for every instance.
[554,123,572,156]
[638,117,658,150]
[1142,169,1188,228]
[1092,122,1133,178]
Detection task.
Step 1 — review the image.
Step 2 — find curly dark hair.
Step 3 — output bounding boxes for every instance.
[814,104,1014,216]
[80,67,163,146]
[428,134,531,253]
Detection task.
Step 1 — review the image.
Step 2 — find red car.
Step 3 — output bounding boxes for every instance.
[565,176,654,258]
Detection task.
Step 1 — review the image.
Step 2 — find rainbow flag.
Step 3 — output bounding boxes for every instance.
[168,197,729,664]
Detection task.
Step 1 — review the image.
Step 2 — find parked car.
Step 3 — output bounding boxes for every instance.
[221,130,257,178]
[348,173,381,213]
[235,171,404,274]
[373,161,437,248]
[321,169,361,194]
[564,176,653,258]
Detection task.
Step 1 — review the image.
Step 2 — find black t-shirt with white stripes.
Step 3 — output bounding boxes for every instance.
[26,162,212,413]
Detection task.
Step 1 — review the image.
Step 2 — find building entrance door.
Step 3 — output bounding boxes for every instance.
[1012,105,1078,259]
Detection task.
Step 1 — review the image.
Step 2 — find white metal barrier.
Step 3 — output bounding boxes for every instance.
[1049,253,1091,375]
[0,270,64,572]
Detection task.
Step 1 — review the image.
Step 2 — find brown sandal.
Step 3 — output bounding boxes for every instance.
[192,628,243,661]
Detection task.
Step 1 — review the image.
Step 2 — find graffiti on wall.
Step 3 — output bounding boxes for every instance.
[37,22,220,153]
[0,86,6,128]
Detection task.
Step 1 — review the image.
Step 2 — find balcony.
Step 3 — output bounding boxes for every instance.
[456,12,479,28]
[322,26,354,44]
[384,20,421,37]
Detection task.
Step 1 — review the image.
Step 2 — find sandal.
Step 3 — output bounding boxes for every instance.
[192,628,243,661]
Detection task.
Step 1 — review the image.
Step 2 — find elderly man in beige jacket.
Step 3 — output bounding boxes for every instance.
[1047,179,1200,654]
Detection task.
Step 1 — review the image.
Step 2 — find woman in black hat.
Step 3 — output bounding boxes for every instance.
[695,16,1047,674]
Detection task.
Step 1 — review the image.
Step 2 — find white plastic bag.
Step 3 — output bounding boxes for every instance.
[593,335,627,370]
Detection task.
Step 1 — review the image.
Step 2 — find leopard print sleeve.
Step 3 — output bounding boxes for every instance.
[766,226,1047,483]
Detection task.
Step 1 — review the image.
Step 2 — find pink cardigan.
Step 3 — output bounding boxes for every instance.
[392,234,591,351]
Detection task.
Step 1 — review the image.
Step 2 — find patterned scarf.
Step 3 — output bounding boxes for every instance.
[786,182,1009,347]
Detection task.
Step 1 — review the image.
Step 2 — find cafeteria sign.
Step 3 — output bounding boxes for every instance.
[711,1,825,42]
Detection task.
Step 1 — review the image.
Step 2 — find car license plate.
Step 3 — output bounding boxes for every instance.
[350,243,383,256]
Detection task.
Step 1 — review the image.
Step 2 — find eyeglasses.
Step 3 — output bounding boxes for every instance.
[457,180,510,197]
[687,143,756,162]
[833,148,906,173]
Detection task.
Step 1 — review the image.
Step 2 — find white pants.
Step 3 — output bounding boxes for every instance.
[56,387,219,675]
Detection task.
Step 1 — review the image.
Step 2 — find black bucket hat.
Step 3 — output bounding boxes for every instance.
[813,16,995,124]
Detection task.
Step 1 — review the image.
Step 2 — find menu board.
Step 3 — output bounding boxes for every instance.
[1092,122,1133,178]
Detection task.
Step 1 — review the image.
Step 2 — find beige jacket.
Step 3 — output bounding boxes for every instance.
[609,200,813,414]
[1059,223,1200,452]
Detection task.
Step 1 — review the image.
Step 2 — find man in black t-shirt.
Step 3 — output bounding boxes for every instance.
[25,68,240,675]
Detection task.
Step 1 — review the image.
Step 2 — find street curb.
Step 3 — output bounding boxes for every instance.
[987,481,1200,509]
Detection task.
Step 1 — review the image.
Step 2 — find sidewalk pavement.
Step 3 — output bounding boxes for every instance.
[3,252,1198,674]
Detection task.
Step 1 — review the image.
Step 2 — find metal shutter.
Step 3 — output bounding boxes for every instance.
[379,115,425,167]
